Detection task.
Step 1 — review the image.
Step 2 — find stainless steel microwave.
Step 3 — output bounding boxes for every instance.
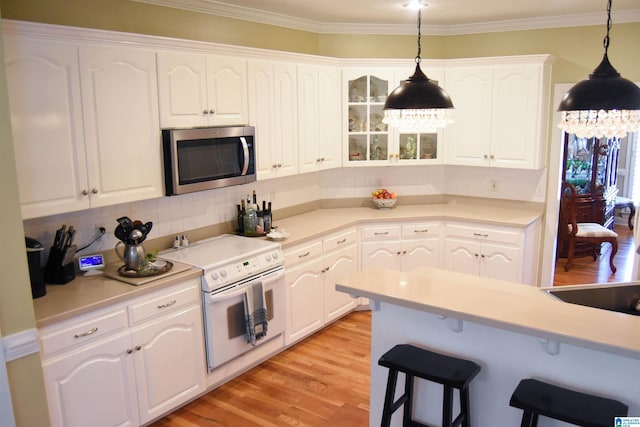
[162,126,256,196]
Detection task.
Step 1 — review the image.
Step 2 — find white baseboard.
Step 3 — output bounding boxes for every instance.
[3,329,39,362]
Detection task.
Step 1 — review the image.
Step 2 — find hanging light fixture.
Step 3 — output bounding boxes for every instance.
[382,3,454,133]
[557,0,640,139]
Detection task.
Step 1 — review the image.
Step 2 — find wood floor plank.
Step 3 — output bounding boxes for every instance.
[150,310,371,427]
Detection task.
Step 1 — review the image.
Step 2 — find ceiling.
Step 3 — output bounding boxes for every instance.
[135,0,640,34]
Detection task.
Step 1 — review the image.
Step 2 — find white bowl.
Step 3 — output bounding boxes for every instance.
[372,197,397,209]
[267,230,290,241]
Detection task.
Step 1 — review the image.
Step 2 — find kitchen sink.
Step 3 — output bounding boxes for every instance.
[544,283,640,316]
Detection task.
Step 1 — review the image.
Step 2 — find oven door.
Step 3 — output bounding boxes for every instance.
[202,267,285,371]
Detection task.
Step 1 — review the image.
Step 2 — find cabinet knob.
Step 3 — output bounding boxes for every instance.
[91,188,98,194]
[209,109,215,115]
[82,189,89,196]
[320,157,325,162]
[202,110,209,115]
[135,345,141,351]
[489,154,495,160]
[126,348,133,354]
[483,154,489,160]
[277,163,282,168]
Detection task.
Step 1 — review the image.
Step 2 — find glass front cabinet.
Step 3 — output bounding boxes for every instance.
[561,133,620,230]
[343,68,444,166]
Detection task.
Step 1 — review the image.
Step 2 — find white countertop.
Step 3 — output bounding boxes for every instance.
[336,267,640,360]
[274,200,542,249]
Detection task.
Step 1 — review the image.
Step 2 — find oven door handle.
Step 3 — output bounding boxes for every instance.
[240,136,249,176]
[207,286,249,304]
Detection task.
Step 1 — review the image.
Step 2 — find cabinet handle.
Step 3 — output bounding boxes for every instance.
[82,189,89,196]
[473,233,489,238]
[483,154,489,160]
[298,251,310,259]
[272,164,278,169]
[374,231,389,236]
[402,250,407,255]
[320,157,325,162]
[489,154,495,160]
[91,188,98,194]
[277,163,282,168]
[481,254,485,258]
[74,327,98,338]
[135,345,141,351]
[396,251,401,255]
[474,253,479,257]
[336,238,347,245]
[414,229,429,233]
[126,348,133,354]
[157,299,177,309]
[202,110,209,115]
[209,109,215,114]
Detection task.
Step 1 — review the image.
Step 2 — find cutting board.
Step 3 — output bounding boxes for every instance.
[103,261,194,286]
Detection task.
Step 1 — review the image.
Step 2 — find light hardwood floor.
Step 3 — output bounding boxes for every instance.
[150,310,371,427]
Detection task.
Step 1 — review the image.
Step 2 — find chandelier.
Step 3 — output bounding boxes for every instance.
[557,0,640,139]
[382,5,454,133]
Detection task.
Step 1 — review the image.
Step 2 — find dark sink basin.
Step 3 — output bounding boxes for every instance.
[545,283,640,316]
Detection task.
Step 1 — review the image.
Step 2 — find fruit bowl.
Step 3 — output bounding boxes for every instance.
[372,197,397,209]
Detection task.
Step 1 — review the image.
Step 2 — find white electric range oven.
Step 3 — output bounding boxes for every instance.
[159,234,285,371]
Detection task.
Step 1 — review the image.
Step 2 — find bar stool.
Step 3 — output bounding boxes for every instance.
[378,344,481,427]
[510,378,628,427]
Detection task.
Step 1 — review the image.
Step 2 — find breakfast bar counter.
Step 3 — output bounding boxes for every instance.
[337,267,640,425]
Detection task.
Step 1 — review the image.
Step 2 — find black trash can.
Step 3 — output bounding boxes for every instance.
[26,237,46,299]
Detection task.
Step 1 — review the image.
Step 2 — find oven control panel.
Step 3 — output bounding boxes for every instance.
[203,248,283,290]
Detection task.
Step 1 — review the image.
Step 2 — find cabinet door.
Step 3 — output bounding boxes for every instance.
[250,61,298,180]
[156,51,208,128]
[444,67,492,166]
[479,242,521,282]
[402,238,440,272]
[131,305,206,424]
[297,65,321,173]
[323,244,358,323]
[286,257,325,344]
[361,240,402,271]
[79,46,163,207]
[43,333,139,427]
[490,65,543,169]
[4,39,90,218]
[442,238,479,276]
[317,65,342,170]
[205,55,248,126]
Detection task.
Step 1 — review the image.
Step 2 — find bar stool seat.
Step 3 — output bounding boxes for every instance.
[378,344,481,427]
[510,378,628,427]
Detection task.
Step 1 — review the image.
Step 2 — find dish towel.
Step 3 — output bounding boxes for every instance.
[243,281,268,346]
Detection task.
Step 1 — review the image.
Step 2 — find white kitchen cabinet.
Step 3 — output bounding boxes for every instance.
[40,280,206,427]
[248,60,298,179]
[343,67,445,167]
[443,222,534,284]
[3,39,163,218]
[284,229,358,344]
[361,222,441,272]
[157,51,248,127]
[298,64,342,173]
[444,58,551,169]
[79,45,163,208]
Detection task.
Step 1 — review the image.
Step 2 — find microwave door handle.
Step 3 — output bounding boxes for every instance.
[240,137,249,176]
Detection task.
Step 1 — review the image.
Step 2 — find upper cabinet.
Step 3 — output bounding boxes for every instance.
[343,67,445,167]
[157,52,248,128]
[4,38,163,219]
[298,64,342,173]
[248,60,298,179]
[444,57,552,169]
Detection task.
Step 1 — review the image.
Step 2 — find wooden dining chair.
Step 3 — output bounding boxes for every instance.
[558,182,618,273]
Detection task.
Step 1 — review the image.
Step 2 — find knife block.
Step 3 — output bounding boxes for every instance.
[44,246,75,284]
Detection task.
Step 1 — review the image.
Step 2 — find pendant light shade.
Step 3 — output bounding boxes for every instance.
[558,0,640,139]
[383,7,454,133]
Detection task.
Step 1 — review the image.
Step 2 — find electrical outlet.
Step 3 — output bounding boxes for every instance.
[490,179,498,192]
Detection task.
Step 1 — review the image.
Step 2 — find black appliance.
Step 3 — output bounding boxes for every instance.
[25,237,45,298]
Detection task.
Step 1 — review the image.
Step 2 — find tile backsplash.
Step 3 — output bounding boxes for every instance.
[23,165,546,261]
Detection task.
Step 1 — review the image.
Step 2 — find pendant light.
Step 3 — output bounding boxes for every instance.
[557,0,640,139]
[382,5,454,133]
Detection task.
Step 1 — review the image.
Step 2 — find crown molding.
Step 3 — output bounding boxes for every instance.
[132,0,640,35]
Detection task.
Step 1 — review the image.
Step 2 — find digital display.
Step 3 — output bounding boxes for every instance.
[78,254,105,271]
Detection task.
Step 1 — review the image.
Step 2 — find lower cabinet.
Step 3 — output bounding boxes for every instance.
[39,279,206,427]
[443,222,539,284]
[361,222,441,272]
[285,229,358,345]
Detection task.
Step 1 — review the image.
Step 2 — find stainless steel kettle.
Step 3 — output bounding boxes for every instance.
[115,241,146,271]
